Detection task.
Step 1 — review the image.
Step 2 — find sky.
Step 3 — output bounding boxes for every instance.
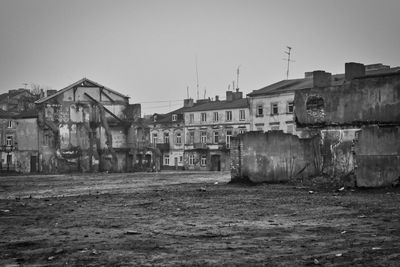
[1,0,400,115]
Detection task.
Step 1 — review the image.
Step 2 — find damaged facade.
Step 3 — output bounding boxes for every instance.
[232,62,400,187]
[34,78,142,173]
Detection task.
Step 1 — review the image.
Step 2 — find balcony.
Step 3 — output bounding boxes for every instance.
[193,143,208,150]
[156,143,170,151]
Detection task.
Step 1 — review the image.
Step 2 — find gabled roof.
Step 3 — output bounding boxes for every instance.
[183,98,249,112]
[35,78,129,104]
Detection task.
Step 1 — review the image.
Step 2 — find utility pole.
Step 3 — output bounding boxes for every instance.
[284,46,295,80]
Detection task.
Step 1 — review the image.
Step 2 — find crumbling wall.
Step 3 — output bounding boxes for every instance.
[355,126,400,187]
[231,131,321,183]
[295,73,400,126]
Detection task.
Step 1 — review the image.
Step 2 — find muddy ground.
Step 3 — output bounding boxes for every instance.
[0,171,400,266]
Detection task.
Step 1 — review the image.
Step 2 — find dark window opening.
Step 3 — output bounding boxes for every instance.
[306,96,325,111]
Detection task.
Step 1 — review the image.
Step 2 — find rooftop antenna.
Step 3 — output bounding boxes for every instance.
[195,55,199,100]
[284,46,295,79]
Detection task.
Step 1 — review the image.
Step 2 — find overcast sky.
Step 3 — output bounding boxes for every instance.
[1,0,399,114]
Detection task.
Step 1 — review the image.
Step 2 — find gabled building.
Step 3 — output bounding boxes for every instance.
[183,90,250,171]
[34,78,141,173]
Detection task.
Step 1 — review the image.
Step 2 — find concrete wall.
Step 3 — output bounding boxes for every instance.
[231,131,320,183]
[294,73,400,126]
[355,126,400,187]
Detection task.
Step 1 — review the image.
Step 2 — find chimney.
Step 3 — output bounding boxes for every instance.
[345,62,365,81]
[226,91,234,101]
[183,98,194,108]
[313,70,332,88]
[304,72,313,78]
[215,95,219,101]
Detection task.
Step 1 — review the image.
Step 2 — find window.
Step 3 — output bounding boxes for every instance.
[213,112,219,122]
[201,112,207,122]
[271,103,279,115]
[164,132,169,143]
[6,135,13,146]
[256,105,263,117]
[213,131,219,143]
[201,131,207,144]
[201,155,207,166]
[189,154,194,165]
[239,109,245,121]
[287,101,294,113]
[179,156,183,163]
[189,131,194,144]
[172,114,177,121]
[164,155,170,165]
[7,121,12,128]
[239,128,247,134]
[44,134,51,146]
[271,125,280,130]
[256,127,263,132]
[176,132,182,144]
[226,111,232,121]
[152,133,158,145]
[226,130,232,148]
[306,95,325,111]
[189,114,194,123]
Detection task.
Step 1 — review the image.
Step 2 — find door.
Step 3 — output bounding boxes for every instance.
[174,157,178,170]
[30,156,37,172]
[211,155,221,171]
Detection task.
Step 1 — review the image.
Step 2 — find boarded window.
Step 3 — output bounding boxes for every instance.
[306,96,325,111]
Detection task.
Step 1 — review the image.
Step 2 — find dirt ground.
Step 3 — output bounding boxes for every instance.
[1,171,400,266]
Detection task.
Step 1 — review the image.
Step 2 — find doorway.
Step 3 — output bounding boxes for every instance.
[211,155,221,171]
[30,156,37,172]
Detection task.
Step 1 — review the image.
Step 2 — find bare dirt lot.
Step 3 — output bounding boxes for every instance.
[1,171,400,266]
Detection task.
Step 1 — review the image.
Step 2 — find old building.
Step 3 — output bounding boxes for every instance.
[14,109,40,173]
[183,90,250,171]
[0,89,39,113]
[34,78,141,173]
[232,62,400,187]
[0,109,17,171]
[247,63,400,136]
[148,99,195,170]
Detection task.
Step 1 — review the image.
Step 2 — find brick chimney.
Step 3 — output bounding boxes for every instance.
[183,98,194,108]
[226,89,243,102]
[46,89,58,97]
[345,62,365,81]
[215,95,219,101]
[313,70,332,87]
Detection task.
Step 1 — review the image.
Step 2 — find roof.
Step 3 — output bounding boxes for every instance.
[183,98,249,112]
[13,109,39,119]
[35,78,129,104]
[0,109,14,119]
[248,66,400,97]
[0,89,34,103]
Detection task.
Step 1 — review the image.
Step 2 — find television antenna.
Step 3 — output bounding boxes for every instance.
[283,46,295,79]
